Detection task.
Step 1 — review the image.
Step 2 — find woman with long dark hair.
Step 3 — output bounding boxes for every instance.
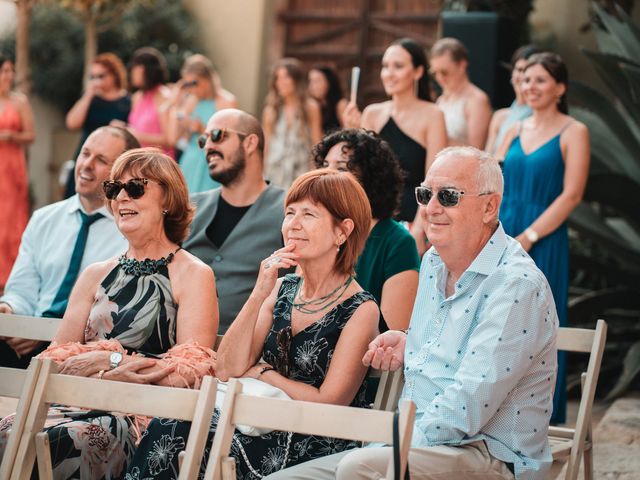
[308,65,348,134]
[496,52,590,424]
[344,38,447,253]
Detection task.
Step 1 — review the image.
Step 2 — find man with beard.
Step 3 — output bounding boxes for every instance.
[184,109,285,332]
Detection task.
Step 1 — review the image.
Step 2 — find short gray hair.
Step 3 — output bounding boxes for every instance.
[433,146,504,196]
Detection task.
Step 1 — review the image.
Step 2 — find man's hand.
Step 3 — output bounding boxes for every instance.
[5,338,43,356]
[362,330,407,371]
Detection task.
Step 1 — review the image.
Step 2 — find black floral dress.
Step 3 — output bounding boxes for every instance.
[0,261,178,480]
[126,274,375,480]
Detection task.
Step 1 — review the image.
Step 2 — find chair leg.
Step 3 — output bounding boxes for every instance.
[221,457,236,480]
[35,432,53,480]
[583,447,593,480]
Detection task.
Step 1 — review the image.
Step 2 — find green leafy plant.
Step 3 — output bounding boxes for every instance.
[567,2,640,399]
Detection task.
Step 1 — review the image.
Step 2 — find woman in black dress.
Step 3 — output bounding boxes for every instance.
[129,169,380,479]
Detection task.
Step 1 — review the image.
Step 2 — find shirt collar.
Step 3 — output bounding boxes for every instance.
[465,223,508,276]
[66,194,114,219]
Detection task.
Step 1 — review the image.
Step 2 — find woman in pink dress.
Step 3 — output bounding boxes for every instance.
[121,47,175,158]
[0,54,35,289]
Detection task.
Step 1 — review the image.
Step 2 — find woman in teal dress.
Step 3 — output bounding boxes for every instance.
[496,52,590,424]
[168,54,237,193]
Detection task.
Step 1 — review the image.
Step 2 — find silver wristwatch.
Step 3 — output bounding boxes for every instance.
[109,352,123,370]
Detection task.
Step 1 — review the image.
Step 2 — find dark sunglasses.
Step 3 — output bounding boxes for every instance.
[415,186,491,208]
[274,325,292,377]
[103,178,149,200]
[197,128,247,149]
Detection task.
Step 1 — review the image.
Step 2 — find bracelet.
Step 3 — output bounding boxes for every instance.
[97,369,105,380]
[524,227,540,244]
[258,366,275,378]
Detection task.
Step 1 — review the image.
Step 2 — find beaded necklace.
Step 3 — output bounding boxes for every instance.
[292,275,354,314]
[119,247,181,277]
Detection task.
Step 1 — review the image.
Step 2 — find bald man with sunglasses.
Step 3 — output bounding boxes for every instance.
[267,147,558,480]
[184,109,285,333]
[0,126,139,368]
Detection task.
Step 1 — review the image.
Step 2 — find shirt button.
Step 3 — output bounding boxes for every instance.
[214,254,223,262]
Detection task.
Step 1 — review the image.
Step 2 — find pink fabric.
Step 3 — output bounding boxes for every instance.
[128,88,175,158]
[0,102,29,287]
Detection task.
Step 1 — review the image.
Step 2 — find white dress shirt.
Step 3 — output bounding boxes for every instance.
[1,194,128,316]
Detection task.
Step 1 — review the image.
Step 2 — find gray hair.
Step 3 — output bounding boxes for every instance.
[433,146,504,196]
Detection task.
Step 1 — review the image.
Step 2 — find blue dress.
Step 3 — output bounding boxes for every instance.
[179,99,220,193]
[500,132,568,424]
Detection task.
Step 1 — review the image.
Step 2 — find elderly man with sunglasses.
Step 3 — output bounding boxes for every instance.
[0,126,139,368]
[266,146,558,480]
[183,108,285,333]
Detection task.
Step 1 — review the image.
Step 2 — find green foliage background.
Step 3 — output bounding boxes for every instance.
[0,0,203,111]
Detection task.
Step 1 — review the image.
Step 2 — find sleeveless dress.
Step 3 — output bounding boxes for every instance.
[0,261,178,480]
[65,95,131,198]
[437,97,468,145]
[0,101,29,288]
[179,99,219,193]
[128,88,175,159]
[128,274,374,480]
[265,111,311,189]
[379,118,427,222]
[499,129,569,424]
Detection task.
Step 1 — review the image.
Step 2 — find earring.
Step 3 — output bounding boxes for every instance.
[162,210,168,216]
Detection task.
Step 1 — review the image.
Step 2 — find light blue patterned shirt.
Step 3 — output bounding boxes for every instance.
[401,224,557,479]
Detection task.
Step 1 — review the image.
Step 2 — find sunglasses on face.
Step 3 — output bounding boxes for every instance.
[103,178,149,200]
[415,186,491,207]
[197,128,248,149]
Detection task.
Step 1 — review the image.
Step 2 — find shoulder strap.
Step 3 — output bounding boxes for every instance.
[558,120,574,136]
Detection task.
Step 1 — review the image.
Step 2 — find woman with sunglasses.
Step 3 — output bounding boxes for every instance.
[485,45,539,154]
[495,52,590,424]
[343,38,447,255]
[65,52,131,198]
[129,169,379,479]
[0,54,34,291]
[313,129,420,332]
[21,148,218,479]
[429,37,492,149]
[167,54,237,193]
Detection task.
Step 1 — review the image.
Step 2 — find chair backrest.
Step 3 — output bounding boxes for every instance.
[4,359,218,480]
[203,379,416,480]
[0,313,61,342]
[549,319,607,480]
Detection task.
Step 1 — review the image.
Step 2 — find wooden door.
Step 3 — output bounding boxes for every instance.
[275,0,443,108]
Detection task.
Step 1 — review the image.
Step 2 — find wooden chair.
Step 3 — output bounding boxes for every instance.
[0,313,61,343]
[6,359,218,480]
[372,368,405,412]
[547,319,607,480]
[203,379,416,480]
[0,360,42,480]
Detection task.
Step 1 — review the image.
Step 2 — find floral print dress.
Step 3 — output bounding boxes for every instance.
[126,274,374,480]
[0,261,178,480]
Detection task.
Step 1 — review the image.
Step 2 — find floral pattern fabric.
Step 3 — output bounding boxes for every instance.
[127,274,375,479]
[0,262,178,480]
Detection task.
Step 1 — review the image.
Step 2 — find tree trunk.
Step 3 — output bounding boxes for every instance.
[83,13,97,85]
[14,0,33,95]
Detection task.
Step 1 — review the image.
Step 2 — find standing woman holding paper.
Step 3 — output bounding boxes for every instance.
[343,38,447,252]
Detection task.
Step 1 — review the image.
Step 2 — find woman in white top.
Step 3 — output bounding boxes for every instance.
[430,37,492,148]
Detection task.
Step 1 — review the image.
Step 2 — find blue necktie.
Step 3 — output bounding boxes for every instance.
[42,211,104,318]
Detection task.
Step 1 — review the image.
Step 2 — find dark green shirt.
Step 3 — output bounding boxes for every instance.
[355,218,420,332]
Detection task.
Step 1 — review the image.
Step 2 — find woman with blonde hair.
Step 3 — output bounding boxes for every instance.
[167,54,237,193]
[262,58,322,188]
